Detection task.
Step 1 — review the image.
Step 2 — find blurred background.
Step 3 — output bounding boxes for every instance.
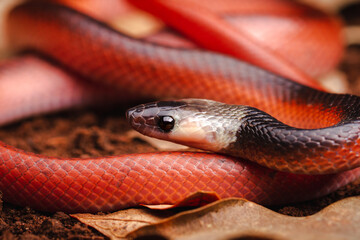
[0,0,359,94]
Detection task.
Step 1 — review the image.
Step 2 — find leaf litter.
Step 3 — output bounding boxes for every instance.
[73,196,360,240]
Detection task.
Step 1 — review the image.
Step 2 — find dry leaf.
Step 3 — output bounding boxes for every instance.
[128,197,360,240]
[72,208,174,239]
[72,191,220,239]
[73,196,360,240]
[143,191,220,210]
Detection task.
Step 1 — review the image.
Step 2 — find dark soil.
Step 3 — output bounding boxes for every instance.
[0,6,359,240]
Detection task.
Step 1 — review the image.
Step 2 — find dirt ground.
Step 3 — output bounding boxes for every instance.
[0,2,359,240]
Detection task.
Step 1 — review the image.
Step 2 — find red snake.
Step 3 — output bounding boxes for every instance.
[0,0,359,213]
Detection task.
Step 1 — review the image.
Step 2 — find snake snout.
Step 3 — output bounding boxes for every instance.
[126,105,146,131]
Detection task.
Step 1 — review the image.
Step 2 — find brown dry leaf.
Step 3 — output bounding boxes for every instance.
[71,191,220,239]
[127,197,360,240]
[143,191,220,210]
[71,208,175,239]
[73,196,360,240]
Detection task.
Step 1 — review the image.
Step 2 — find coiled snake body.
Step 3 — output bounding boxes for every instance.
[0,1,359,213]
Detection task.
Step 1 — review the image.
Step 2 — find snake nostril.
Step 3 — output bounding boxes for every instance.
[125,108,133,119]
[126,105,145,126]
[125,108,133,121]
[126,107,138,125]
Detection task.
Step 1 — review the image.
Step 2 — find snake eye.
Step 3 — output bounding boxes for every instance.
[158,116,175,132]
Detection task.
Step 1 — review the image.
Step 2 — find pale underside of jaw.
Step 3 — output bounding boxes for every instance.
[166,116,240,152]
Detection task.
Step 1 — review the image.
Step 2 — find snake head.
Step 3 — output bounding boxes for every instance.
[126,99,244,152]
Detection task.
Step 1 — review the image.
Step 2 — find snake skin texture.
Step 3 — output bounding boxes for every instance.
[7,2,346,128]
[127,99,360,174]
[0,1,358,212]
[1,148,360,212]
[0,56,125,125]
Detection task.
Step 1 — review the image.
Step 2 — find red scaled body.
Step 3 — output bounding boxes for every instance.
[0,1,357,213]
